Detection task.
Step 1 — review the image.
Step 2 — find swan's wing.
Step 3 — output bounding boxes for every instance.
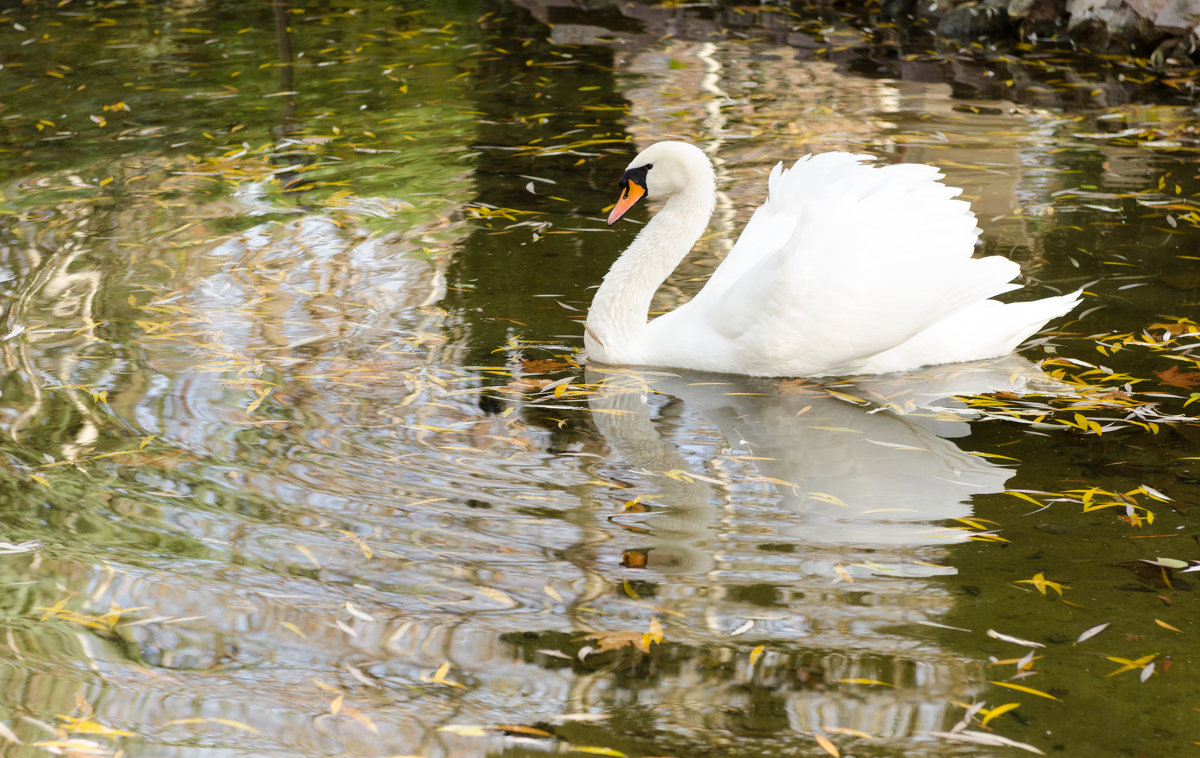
[856,290,1082,374]
[697,153,881,299]
[661,153,1024,375]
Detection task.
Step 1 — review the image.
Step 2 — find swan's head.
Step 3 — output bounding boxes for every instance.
[607,141,713,225]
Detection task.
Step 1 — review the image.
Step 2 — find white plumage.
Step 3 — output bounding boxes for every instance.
[585,141,1080,377]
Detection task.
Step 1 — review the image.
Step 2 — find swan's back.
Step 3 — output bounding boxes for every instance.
[645,153,1078,376]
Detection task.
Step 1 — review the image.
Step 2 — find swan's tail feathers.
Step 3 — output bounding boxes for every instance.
[856,290,1083,375]
[1000,289,1084,347]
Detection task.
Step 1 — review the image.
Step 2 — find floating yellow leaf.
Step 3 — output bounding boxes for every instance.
[1015,572,1069,596]
[749,645,765,667]
[496,724,554,737]
[1106,654,1157,677]
[56,716,134,738]
[570,746,626,757]
[419,661,466,689]
[294,544,321,569]
[1005,491,1045,507]
[245,386,273,413]
[639,618,663,652]
[988,681,1059,700]
[281,621,306,638]
[980,702,1020,726]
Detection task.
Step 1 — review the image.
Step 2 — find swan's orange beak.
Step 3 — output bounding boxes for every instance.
[607,180,645,225]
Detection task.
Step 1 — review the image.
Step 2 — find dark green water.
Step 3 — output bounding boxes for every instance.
[0,1,1198,756]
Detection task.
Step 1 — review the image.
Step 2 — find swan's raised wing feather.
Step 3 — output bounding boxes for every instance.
[657,154,1024,376]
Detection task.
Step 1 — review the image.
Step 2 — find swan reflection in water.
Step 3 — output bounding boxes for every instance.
[585,356,1061,579]
[561,359,1069,755]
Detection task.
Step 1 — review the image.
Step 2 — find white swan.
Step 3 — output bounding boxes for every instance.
[584,141,1081,377]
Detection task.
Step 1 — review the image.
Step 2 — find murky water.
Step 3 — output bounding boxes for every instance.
[1,1,1198,756]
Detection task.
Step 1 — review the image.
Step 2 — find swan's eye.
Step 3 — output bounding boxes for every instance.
[620,163,652,192]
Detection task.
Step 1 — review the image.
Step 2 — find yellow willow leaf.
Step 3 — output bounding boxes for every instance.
[427,663,465,689]
[330,693,343,715]
[980,702,1020,726]
[824,390,867,405]
[38,597,70,620]
[281,621,306,638]
[570,746,626,757]
[749,645,765,667]
[988,681,1059,700]
[245,387,272,413]
[1005,491,1044,507]
[1016,573,1068,596]
[496,724,554,737]
[661,469,694,483]
[968,451,1020,461]
[814,733,839,757]
[971,533,1011,543]
[1154,619,1182,633]
[544,584,563,602]
[294,545,321,569]
[58,718,134,738]
[96,602,126,623]
[954,517,1000,530]
[433,662,452,682]
[1106,653,1156,676]
[838,678,893,686]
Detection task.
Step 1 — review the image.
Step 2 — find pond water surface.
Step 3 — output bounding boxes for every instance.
[2,1,1200,757]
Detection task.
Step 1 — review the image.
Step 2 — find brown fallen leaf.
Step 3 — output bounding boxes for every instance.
[1155,365,1200,389]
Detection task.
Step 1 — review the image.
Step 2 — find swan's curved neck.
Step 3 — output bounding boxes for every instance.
[586,189,715,362]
